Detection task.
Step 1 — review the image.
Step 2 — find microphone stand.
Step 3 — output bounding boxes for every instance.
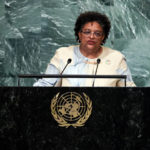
[92,59,101,87]
[53,58,72,87]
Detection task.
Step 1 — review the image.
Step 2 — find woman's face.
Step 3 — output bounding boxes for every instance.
[78,21,104,53]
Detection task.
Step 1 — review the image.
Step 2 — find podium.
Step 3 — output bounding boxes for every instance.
[0,87,150,150]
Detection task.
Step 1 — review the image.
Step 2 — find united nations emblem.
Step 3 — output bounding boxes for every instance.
[50,92,92,128]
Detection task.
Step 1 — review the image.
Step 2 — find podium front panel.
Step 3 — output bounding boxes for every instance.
[0,87,150,150]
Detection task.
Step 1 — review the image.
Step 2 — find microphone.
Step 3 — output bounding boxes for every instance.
[53,58,72,87]
[60,58,72,75]
[92,58,101,87]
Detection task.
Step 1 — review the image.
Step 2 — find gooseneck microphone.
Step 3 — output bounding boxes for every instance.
[92,58,101,87]
[53,58,72,87]
[60,58,72,75]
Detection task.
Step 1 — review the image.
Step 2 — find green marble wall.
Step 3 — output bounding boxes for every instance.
[0,0,150,86]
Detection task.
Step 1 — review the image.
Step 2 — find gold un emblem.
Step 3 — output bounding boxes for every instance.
[51,92,92,128]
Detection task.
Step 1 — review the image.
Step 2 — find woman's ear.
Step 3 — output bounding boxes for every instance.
[78,32,82,42]
[102,33,105,41]
[101,34,105,44]
[78,31,81,38]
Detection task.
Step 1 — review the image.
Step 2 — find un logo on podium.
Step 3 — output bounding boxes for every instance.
[51,92,92,128]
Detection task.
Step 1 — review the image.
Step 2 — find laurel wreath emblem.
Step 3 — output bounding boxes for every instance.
[50,92,92,128]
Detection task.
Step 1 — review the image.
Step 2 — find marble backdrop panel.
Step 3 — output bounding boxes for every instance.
[112,0,150,86]
[0,0,6,85]
[0,0,41,86]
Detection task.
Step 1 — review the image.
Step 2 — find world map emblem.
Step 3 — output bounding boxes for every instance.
[51,92,92,128]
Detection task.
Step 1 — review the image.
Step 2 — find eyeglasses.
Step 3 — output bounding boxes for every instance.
[81,30,103,38]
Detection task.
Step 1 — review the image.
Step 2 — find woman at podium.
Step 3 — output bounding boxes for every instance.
[33,11,136,87]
